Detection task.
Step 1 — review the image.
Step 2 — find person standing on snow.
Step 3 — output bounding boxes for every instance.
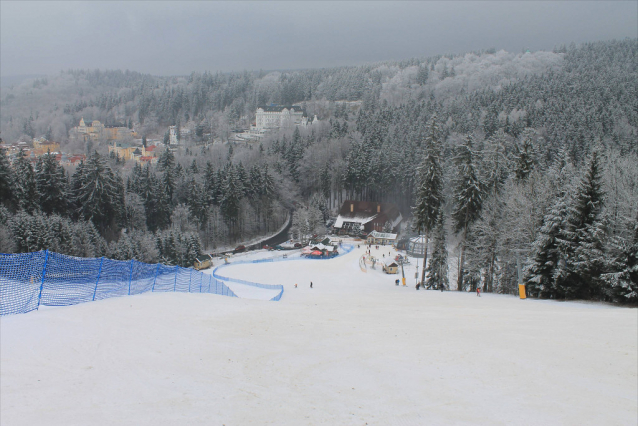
[310,282,313,288]
[477,286,481,297]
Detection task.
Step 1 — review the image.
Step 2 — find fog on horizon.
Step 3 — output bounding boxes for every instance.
[1,1,637,77]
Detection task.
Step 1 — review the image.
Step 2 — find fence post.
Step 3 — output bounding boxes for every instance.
[36,250,49,310]
[174,267,178,292]
[128,259,134,295]
[152,263,160,291]
[93,257,104,301]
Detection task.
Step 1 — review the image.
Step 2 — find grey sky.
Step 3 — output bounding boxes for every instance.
[1,1,636,77]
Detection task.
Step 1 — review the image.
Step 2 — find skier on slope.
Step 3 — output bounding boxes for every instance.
[310,282,313,288]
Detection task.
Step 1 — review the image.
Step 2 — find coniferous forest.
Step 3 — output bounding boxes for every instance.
[1,39,636,302]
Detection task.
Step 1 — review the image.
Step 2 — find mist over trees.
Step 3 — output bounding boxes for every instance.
[1,39,636,301]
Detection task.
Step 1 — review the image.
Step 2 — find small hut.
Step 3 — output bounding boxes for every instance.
[383,259,399,274]
[193,254,214,270]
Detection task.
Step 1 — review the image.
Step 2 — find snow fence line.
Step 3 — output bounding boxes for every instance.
[212,243,355,301]
[0,250,237,316]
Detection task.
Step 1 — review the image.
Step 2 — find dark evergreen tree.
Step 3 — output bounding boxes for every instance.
[72,151,123,236]
[413,116,444,287]
[452,134,483,291]
[555,150,606,299]
[601,213,638,303]
[157,148,176,204]
[0,147,14,208]
[514,130,536,182]
[13,150,39,213]
[35,152,68,215]
[425,213,448,290]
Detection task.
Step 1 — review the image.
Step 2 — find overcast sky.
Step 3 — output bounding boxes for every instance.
[1,1,636,77]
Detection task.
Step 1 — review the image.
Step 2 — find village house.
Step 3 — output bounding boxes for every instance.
[108,141,159,163]
[72,118,137,142]
[333,200,403,235]
[32,138,61,156]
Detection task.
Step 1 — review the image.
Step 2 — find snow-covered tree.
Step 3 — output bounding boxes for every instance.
[0,147,14,209]
[601,213,638,303]
[452,134,483,290]
[413,115,444,286]
[72,152,124,236]
[13,150,39,213]
[35,152,68,216]
[425,213,448,290]
[554,150,606,299]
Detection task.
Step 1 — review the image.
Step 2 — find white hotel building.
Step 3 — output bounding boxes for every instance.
[255,105,305,131]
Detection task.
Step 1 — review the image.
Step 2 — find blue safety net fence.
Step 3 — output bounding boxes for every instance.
[0,250,236,316]
[212,243,354,302]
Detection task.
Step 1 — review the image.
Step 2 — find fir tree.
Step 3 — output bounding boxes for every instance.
[35,152,68,215]
[525,151,574,298]
[13,150,39,213]
[555,150,606,299]
[426,213,448,290]
[452,134,483,291]
[0,147,14,208]
[514,129,536,182]
[413,115,444,287]
[601,214,638,303]
[72,151,123,235]
[526,195,569,298]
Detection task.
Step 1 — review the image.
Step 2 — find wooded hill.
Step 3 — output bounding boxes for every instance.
[1,39,636,302]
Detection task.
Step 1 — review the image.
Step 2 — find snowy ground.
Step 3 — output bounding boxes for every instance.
[1,243,636,425]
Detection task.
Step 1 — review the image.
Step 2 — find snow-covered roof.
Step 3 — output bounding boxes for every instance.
[409,235,427,244]
[333,215,376,229]
[367,231,398,240]
[384,259,399,267]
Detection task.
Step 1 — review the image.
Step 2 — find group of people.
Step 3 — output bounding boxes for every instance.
[294,282,313,288]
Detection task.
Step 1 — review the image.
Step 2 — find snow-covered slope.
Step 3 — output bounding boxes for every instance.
[1,244,636,425]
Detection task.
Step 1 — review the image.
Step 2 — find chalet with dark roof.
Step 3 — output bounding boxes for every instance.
[333,200,403,235]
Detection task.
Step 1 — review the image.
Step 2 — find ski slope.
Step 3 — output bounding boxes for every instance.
[1,243,636,425]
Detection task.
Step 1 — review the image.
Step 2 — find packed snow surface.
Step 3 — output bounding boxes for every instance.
[1,244,636,425]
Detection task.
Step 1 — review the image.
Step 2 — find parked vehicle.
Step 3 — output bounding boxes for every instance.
[262,245,273,250]
[233,245,246,253]
[294,243,302,248]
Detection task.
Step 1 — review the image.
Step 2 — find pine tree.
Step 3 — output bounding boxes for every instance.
[157,148,176,204]
[514,129,536,182]
[601,214,638,303]
[13,150,39,213]
[525,151,574,298]
[412,116,444,286]
[416,66,429,86]
[426,213,448,290]
[0,147,14,208]
[189,159,199,175]
[526,195,569,298]
[72,151,123,235]
[452,134,483,291]
[555,150,606,299]
[220,166,242,238]
[35,152,68,215]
